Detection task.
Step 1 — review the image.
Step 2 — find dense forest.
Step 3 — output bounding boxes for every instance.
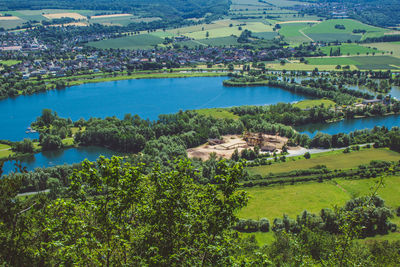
[0,0,230,20]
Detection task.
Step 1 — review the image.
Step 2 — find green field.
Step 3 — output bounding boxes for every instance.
[278,23,315,43]
[293,99,335,109]
[306,55,400,69]
[87,34,164,49]
[362,42,400,57]
[196,108,239,120]
[248,148,400,175]
[239,175,400,244]
[198,36,240,46]
[185,22,273,39]
[0,144,13,158]
[303,19,387,36]
[0,60,21,66]
[320,44,384,56]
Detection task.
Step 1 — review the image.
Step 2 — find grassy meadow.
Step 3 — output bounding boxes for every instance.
[87,34,164,49]
[293,99,336,109]
[320,44,384,56]
[247,148,400,175]
[196,108,239,120]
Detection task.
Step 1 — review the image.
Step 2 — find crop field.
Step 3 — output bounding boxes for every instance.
[196,108,239,120]
[248,148,400,176]
[267,63,350,71]
[320,44,384,56]
[303,19,387,35]
[230,0,270,11]
[278,22,316,43]
[305,55,400,69]
[87,34,164,49]
[293,99,335,109]
[196,36,239,46]
[362,42,400,57]
[184,22,273,39]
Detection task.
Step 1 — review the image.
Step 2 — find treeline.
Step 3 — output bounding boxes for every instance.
[242,159,400,187]
[0,76,66,99]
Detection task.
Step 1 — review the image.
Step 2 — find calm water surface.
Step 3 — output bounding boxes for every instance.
[1,76,310,141]
[2,146,126,175]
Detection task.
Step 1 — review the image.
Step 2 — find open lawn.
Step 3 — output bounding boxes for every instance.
[239,181,349,220]
[320,44,384,56]
[239,175,400,244]
[293,99,335,109]
[87,34,164,49]
[248,148,400,175]
[0,144,13,159]
[196,108,239,120]
[0,60,21,66]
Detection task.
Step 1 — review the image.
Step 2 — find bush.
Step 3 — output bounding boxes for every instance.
[304,152,311,159]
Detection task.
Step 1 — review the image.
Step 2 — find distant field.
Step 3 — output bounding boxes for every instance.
[196,108,239,120]
[87,34,164,49]
[198,36,240,46]
[296,19,390,42]
[362,42,400,57]
[248,148,400,176]
[278,23,315,43]
[267,63,353,71]
[0,60,21,66]
[306,55,400,70]
[185,22,273,39]
[320,44,384,56]
[293,99,335,109]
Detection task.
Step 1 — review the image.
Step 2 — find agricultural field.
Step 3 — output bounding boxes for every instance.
[198,36,240,46]
[293,99,335,109]
[278,22,316,43]
[196,108,239,120]
[87,34,164,49]
[319,44,384,56]
[302,19,390,42]
[362,42,400,57]
[306,55,400,70]
[248,148,400,175]
[266,62,353,71]
[184,21,273,39]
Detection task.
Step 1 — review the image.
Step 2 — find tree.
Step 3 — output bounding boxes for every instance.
[34,157,249,265]
[304,152,311,159]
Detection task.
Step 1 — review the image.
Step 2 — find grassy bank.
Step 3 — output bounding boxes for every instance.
[196,108,239,120]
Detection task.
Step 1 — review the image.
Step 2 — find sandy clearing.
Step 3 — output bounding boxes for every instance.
[0,16,21,20]
[91,13,133,19]
[43,13,87,20]
[277,20,320,24]
[187,134,289,161]
[50,22,88,27]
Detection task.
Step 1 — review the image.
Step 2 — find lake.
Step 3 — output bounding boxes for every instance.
[296,114,400,137]
[2,146,126,175]
[0,76,310,141]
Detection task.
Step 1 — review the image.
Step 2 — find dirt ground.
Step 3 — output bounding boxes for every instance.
[91,14,133,19]
[0,16,20,20]
[187,134,291,160]
[43,13,87,20]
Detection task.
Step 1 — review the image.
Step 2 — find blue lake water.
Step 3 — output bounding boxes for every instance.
[2,146,126,175]
[296,114,400,137]
[1,76,400,173]
[0,76,310,141]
